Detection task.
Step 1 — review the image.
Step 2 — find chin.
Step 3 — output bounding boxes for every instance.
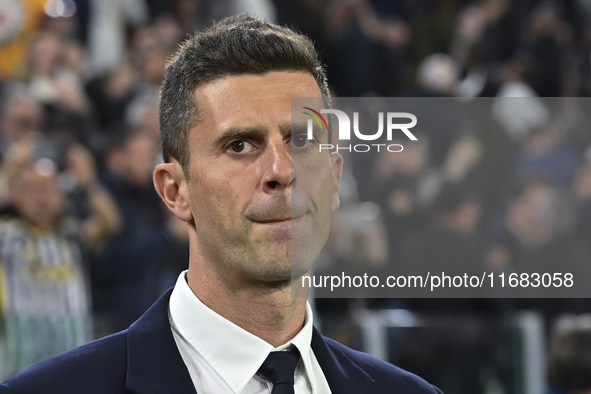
[252,256,312,283]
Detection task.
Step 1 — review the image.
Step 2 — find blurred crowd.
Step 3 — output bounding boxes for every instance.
[2,0,591,391]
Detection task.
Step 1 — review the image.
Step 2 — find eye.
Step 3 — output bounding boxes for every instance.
[227,140,255,154]
[291,133,312,149]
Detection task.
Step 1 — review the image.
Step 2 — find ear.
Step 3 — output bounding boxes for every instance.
[330,152,343,211]
[153,161,193,222]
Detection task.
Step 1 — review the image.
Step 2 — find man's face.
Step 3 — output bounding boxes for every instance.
[181,71,342,284]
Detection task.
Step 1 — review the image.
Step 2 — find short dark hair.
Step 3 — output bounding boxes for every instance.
[159,14,330,174]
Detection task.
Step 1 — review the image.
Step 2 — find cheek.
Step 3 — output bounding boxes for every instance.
[13,198,30,214]
[189,173,245,225]
[303,164,335,210]
[210,176,244,206]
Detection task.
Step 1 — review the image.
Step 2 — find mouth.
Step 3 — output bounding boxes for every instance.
[252,215,304,224]
[249,214,309,242]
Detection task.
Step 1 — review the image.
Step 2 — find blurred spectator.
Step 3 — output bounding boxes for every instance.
[393,182,490,391]
[62,143,122,246]
[484,175,590,317]
[80,0,148,78]
[458,100,516,207]
[0,88,42,154]
[450,0,516,94]
[85,21,176,134]
[25,31,87,114]
[319,201,388,277]
[443,131,483,183]
[398,181,484,281]
[84,63,137,133]
[319,0,410,96]
[406,97,465,168]
[129,24,174,98]
[93,129,187,332]
[0,0,47,80]
[513,126,580,187]
[546,314,591,394]
[23,29,90,143]
[521,3,575,98]
[43,2,79,38]
[415,53,460,97]
[486,176,575,272]
[492,57,550,142]
[372,136,441,252]
[0,89,44,206]
[125,94,160,143]
[0,143,119,374]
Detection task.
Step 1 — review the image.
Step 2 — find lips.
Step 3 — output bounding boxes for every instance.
[254,217,292,223]
[245,197,308,224]
[251,215,304,224]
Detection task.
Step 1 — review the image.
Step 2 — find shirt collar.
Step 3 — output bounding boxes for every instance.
[169,271,317,393]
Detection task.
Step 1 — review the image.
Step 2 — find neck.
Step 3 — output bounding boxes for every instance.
[185,257,308,348]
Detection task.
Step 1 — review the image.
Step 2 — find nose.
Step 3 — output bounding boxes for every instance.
[261,139,293,193]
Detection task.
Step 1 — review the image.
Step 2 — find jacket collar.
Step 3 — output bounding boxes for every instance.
[311,328,374,394]
[125,289,196,394]
[124,288,374,394]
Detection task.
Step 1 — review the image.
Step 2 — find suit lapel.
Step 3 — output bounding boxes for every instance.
[125,289,196,394]
[123,290,374,394]
[311,328,374,394]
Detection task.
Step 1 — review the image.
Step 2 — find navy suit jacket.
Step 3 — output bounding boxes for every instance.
[0,290,443,393]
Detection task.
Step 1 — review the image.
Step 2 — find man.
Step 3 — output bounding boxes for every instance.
[1,14,442,393]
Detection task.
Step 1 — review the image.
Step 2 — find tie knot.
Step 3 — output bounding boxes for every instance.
[258,348,301,386]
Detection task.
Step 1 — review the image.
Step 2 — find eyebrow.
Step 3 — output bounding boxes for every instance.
[291,122,307,135]
[214,127,265,147]
[214,123,294,146]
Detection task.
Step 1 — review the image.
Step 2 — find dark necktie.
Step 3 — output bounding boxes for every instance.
[258,348,301,394]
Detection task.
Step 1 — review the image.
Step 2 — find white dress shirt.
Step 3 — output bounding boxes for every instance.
[168,271,332,394]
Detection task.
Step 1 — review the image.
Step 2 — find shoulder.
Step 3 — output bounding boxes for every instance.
[321,335,443,393]
[0,330,129,394]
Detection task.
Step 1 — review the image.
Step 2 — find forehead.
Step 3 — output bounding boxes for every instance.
[16,168,58,188]
[193,71,322,127]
